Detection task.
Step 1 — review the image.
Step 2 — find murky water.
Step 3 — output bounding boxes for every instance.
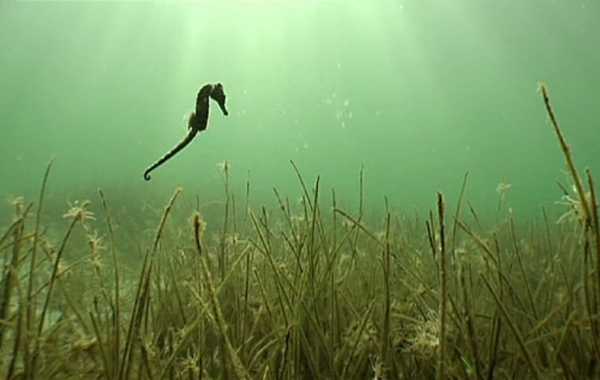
[1,0,599,222]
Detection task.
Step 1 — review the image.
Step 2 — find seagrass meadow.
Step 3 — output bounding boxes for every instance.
[1,1,600,379]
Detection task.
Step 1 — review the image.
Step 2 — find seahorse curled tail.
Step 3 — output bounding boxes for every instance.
[143,128,199,181]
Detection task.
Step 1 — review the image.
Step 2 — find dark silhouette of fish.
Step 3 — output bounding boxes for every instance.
[143,83,228,181]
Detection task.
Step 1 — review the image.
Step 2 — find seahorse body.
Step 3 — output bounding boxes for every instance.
[143,83,228,181]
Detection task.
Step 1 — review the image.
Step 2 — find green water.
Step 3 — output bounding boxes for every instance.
[1,0,599,221]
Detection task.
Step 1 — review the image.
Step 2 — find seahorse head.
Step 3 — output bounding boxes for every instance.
[210,83,229,116]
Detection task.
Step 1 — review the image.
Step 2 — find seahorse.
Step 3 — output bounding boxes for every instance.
[143,83,228,181]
